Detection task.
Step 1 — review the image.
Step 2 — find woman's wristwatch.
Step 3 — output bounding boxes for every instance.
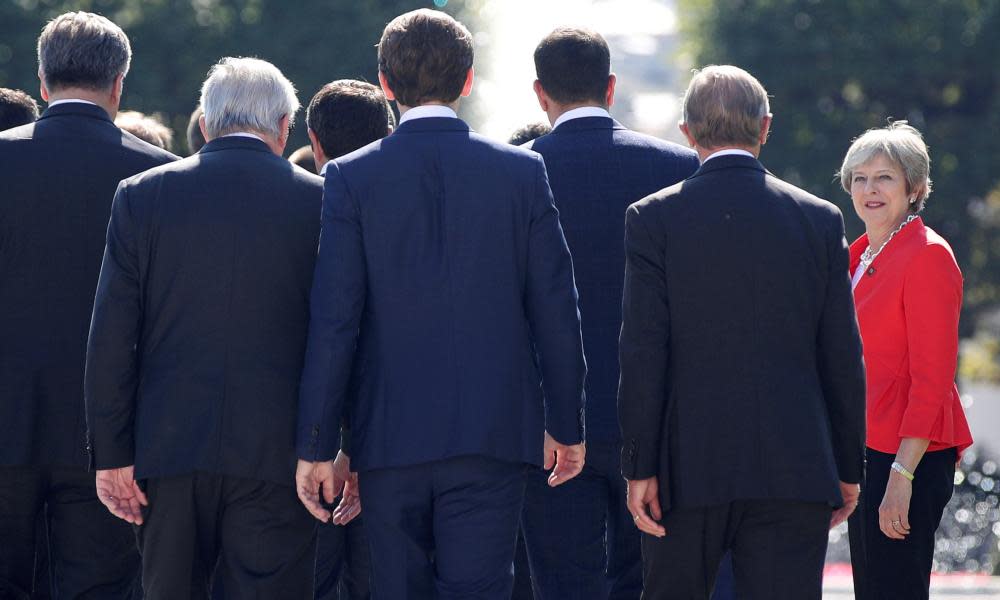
[890,461,915,481]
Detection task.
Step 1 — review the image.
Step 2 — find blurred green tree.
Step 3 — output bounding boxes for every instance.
[678,0,1000,337]
[0,0,427,153]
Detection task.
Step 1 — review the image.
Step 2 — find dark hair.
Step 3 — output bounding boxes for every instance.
[378,9,474,107]
[288,145,317,174]
[307,80,392,160]
[186,105,206,155]
[37,12,131,92]
[534,27,610,105]
[0,88,40,130]
[508,122,551,146]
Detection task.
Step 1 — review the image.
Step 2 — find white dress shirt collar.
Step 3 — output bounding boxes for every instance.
[221,132,266,143]
[703,148,755,163]
[552,106,612,130]
[398,105,458,125]
[47,99,99,108]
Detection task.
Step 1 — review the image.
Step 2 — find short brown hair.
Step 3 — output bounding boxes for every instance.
[37,12,131,92]
[378,9,474,107]
[115,110,173,151]
[682,65,770,149]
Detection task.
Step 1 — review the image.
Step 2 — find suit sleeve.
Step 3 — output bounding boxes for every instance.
[618,203,670,480]
[898,244,962,440]
[84,182,142,470]
[523,156,587,445]
[296,162,366,461]
[816,208,867,484]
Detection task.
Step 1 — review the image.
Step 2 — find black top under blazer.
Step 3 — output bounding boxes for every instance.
[526,116,699,442]
[618,154,866,511]
[296,117,587,472]
[0,103,177,468]
[84,136,324,485]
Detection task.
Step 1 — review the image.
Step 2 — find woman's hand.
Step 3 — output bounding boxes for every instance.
[878,471,913,540]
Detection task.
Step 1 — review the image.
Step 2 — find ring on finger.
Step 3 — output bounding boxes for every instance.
[633,513,640,522]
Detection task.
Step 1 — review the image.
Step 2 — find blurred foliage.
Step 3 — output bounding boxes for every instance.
[678,0,1000,342]
[0,0,436,153]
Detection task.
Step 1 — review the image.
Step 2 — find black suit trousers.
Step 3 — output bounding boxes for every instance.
[639,499,831,600]
[136,472,316,600]
[848,447,956,600]
[0,466,139,599]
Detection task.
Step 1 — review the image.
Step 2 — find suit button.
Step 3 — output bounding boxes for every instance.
[312,425,320,436]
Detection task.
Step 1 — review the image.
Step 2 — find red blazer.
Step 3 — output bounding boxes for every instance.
[850,217,972,456]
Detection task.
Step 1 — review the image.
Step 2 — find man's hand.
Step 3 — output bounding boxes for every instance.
[96,466,148,525]
[330,451,361,526]
[543,431,585,487]
[626,476,665,537]
[831,480,860,529]
[296,458,342,522]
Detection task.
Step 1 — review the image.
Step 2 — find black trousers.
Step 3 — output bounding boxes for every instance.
[640,499,831,600]
[136,472,316,600]
[314,513,371,599]
[0,465,140,599]
[848,447,956,600]
[359,455,526,600]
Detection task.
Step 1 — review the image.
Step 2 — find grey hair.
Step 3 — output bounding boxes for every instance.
[199,57,300,139]
[839,121,932,212]
[681,65,770,149]
[37,12,131,92]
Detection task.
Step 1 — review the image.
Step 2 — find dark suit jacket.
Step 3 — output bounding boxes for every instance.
[618,154,866,510]
[84,136,323,485]
[0,102,177,468]
[296,116,587,472]
[526,116,698,442]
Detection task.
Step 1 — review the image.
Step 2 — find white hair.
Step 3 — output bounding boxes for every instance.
[199,57,300,139]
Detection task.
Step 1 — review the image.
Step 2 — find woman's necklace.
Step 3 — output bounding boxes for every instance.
[858,214,918,272]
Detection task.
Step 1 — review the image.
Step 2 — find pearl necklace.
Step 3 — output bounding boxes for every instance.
[858,214,918,272]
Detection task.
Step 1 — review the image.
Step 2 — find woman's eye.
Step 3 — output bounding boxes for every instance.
[853,176,866,183]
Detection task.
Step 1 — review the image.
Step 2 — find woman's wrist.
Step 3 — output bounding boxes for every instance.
[891,461,915,481]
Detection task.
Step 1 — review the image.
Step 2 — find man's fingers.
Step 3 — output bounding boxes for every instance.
[320,475,338,505]
[633,508,665,537]
[649,496,663,521]
[543,449,555,471]
[131,480,149,507]
[296,478,331,522]
[899,513,911,532]
[332,495,362,525]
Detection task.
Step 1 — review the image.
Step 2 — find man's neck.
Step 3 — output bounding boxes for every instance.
[397,100,460,119]
[47,88,116,119]
[548,102,608,127]
[696,144,759,163]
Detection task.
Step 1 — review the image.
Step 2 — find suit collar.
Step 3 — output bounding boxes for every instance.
[393,117,471,135]
[550,116,624,134]
[38,102,113,124]
[199,136,273,155]
[689,153,767,178]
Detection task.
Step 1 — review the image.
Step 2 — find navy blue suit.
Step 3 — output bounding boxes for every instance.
[519,116,698,599]
[296,115,586,599]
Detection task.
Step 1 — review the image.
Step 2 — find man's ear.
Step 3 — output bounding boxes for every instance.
[758,114,773,146]
[109,73,125,107]
[605,73,617,108]
[378,72,396,102]
[533,80,549,113]
[38,70,49,102]
[199,114,210,142]
[460,67,474,98]
[307,128,326,171]
[679,122,697,148]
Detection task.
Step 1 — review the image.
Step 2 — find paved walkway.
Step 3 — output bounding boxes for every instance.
[822,567,1000,598]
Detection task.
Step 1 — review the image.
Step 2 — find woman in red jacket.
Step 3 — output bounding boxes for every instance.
[840,121,973,600]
